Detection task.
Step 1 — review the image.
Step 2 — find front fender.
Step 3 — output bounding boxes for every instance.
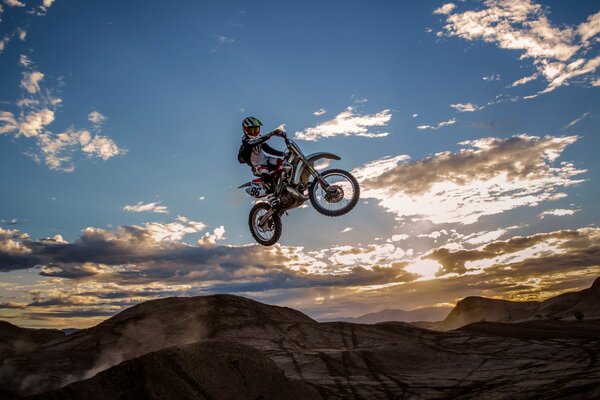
[294,152,341,185]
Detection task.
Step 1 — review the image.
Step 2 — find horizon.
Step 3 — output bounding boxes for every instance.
[1,0,600,329]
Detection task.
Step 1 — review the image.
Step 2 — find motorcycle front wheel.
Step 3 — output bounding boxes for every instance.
[248,202,282,246]
[309,168,360,217]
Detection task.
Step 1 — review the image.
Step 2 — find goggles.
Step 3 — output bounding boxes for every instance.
[245,126,260,134]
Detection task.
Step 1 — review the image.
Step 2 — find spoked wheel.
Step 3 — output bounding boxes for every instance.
[248,202,282,246]
[309,168,360,217]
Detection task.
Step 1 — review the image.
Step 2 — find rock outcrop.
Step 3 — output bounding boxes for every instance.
[440,277,600,330]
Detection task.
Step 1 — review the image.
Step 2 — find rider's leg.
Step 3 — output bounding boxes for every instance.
[256,164,273,194]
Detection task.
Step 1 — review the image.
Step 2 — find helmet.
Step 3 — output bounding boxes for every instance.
[242,116,263,137]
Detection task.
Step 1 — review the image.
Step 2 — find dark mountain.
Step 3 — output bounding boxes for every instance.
[327,306,452,324]
[441,277,600,331]
[0,287,599,399]
[0,321,65,358]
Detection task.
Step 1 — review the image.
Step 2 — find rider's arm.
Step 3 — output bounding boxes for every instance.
[245,134,271,146]
[263,143,285,157]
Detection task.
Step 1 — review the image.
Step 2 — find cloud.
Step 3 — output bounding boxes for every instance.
[0,59,126,171]
[4,223,599,325]
[294,106,391,141]
[562,111,591,130]
[217,35,234,44]
[353,134,585,224]
[341,227,353,233]
[42,0,55,8]
[433,3,456,15]
[198,226,226,247]
[578,10,600,43]
[412,113,418,118]
[482,73,500,81]
[20,71,44,94]
[450,103,483,112]
[3,0,25,7]
[0,35,9,53]
[438,1,600,98]
[417,117,456,130]
[16,27,26,41]
[88,111,107,125]
[313,108,326,116]
[123,201,169,214]
[539,208,579,219]
[510,73,539,87]
[427,227,600,277]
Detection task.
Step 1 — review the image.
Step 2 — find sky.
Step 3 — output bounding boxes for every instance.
[1,0,599,328]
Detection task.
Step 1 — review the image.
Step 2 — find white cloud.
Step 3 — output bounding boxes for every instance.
[412,113,418,118]
[18,108,55,137]
[562,111,591,130]
[123,201,169,214]
[3,0,25,7]
[143,216,206,242]
[294,106,391,141]
[88,111,107,125]
[438,0,600,97]
[21,71,44,94]
[388,234,409,242]
[313,108,326,116]
[434,3,456,15]
[16,27,26,41]
[217,35,234,44]
[19,54,32,67]
[341,227,353,233]
[353,134,585,224]
[510,73,539,87]
[578,11,600,43]
[0,111,18,134]
[0,36,8,53]
[417,117,456,130]
[539,208,579,219]
[1,59,126,171]
[42,0,55,8]
[482,73,500,81]
[199,226,226,246]
[80,134,125,160]
[592,77,600,87]
[450,102,483,112]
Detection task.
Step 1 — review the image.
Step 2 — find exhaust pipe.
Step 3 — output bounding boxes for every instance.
[286,186,309,201]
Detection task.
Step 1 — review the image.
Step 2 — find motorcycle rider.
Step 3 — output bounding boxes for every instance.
[240,117,286,201]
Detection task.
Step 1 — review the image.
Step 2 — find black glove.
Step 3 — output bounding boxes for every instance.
[270,129,284,137]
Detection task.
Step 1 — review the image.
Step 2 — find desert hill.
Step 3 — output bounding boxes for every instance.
[0,286,599,399]
[0,321,65,358]
[27,341,321,400]
[440,277,600,330]
[327,306,452,324]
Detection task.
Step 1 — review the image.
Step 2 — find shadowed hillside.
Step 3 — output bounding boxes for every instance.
[0,321,65,358]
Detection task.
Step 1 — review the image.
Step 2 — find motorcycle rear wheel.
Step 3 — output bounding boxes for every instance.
[248,202,282,246]
[309,168,360,217]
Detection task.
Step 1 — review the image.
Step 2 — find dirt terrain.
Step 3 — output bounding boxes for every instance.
[1,279,599,399]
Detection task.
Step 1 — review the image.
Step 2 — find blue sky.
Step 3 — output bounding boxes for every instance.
[1,0,599,328]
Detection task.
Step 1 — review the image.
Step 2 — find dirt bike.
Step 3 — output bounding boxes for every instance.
[238,131,360,246]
